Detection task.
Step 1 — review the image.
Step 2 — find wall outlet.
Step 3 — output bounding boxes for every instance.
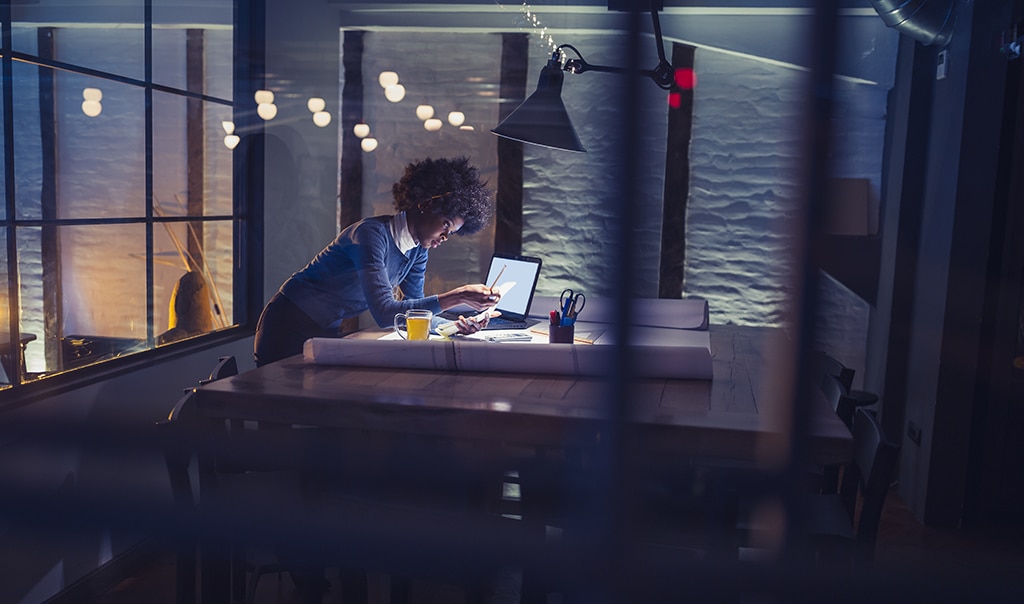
[907,421,922,446]
[936,50,949,80]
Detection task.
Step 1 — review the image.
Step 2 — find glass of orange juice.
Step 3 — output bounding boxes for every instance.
[394,309,433,340]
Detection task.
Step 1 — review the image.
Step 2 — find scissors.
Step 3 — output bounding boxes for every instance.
[560,288,586,323]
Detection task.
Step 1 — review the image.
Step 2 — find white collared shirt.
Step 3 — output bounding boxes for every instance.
[390,211,418,254]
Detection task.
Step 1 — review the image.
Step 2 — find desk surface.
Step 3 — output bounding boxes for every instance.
[195,324,851,467]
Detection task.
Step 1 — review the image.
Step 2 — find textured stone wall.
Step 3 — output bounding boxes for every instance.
[358,28,887,377]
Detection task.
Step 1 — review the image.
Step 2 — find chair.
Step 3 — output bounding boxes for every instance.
[166,356,497,604]
[809,407,899,568]
[811,353,879,494]
[200,354,238,383]
[821,373,858,431]
[160,390,200,604]
[812,350,856,392]
[170,355,348,604]
[159,355,239,604]
[812,350,879,415]
[741,407,900,570]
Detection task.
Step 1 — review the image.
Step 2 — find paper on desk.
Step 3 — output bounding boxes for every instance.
[305,337,457,370]
[303,328,712,380]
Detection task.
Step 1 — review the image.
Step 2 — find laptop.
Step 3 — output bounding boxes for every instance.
[439,253,542,330]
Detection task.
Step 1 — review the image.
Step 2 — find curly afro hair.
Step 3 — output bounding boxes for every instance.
[392,156,493,235]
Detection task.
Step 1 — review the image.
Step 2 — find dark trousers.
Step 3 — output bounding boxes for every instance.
[253,292,340,367]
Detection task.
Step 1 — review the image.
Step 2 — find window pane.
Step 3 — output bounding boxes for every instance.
[4,3,240,383]
[153,1,234,100]
[15,63,146,220]
[17,227,50,379]
[16,219,234,378]
[200,220,234,325]
[153,91,234,218]
[0,73,6,222]
[18,225,146,375]
[0,230,13,388]
[13,8,145,83]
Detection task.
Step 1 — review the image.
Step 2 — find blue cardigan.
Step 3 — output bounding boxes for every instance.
[279,215,442,328]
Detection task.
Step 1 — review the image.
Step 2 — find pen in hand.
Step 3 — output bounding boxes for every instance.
[487,264,507,301]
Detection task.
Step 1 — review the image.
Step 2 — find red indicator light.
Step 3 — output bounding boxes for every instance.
[668,92,681,109]
[675,68,696,90]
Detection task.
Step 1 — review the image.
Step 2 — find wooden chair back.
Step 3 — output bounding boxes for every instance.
[812,350,856,392]
[840,407,900,564]
[821,373,857,430]
[161,355,239,604]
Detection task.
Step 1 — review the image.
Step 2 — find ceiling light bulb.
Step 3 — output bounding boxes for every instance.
[82,87,102,101]
[312,111,332,127]
[416,105,434,121]
[224,134,240,149]
[361,137,378,152]
[221,120,235,135]
[81,100,102,117]
[384,84,406,103]
[353,123,370,138]
[378,71,399,88]
[459,125,475,131]
[307,97,326,113]
[254,89,274,104]
[447,111,465,127]
[257,103,277,120]
[424,118,442,132]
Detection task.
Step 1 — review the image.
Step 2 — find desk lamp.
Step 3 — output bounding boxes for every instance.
[491,4,675,153]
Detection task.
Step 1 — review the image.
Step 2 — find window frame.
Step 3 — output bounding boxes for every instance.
[0,0,263,399]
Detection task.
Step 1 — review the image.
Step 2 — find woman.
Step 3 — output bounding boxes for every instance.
[254,156,500,366]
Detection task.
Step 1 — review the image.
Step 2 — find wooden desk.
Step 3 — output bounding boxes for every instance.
[194,324,851,467]
[188,324,851,602]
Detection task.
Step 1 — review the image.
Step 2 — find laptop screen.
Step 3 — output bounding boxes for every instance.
[487,253,542,319]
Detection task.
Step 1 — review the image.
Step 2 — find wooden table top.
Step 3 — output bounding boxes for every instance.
[194,324,852,467]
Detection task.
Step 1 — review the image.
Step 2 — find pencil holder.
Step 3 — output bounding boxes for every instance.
[549,324,575,344]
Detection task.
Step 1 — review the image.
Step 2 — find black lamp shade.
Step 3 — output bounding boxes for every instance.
[491,60,586,153]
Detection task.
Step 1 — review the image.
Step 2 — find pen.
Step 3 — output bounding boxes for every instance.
[568,298,578,319]
[550,310,559,325]
[489,263,507,291]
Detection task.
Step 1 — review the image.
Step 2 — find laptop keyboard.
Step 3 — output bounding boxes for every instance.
[482,316,526,330]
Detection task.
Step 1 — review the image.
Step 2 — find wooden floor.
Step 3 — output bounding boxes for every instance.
[84,485,1024,604]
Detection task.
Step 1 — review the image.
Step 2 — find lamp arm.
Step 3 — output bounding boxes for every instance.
[563,56,668,85]
[555,3,674,90]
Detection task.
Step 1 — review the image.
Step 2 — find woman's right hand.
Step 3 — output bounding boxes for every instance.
[439,284,501,311]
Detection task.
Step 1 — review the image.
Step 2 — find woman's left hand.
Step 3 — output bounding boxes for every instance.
[456,310,502,334]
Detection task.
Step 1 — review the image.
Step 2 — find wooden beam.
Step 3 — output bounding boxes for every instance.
[339,30,364,334]
[658,43,694,299]
[186,29,205,269]
[38,27,61,373]
[494,33,528,256]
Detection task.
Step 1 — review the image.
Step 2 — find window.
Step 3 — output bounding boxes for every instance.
[1,1,237,388]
